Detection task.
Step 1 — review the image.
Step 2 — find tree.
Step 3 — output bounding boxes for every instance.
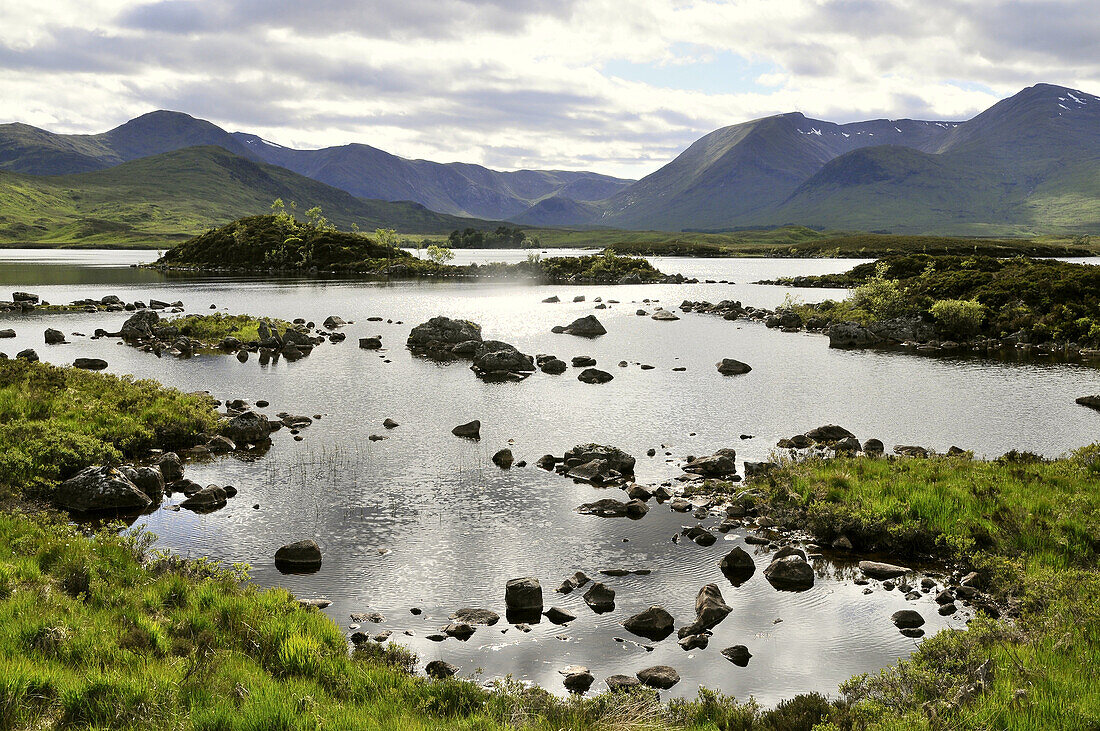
[305,206,333,231]
[374,228,398,248]
[426,244,455,264]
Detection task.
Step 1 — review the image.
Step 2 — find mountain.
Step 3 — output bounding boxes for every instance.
[0,110,631,222]
[0,146,496,246]
[232,133,632,220]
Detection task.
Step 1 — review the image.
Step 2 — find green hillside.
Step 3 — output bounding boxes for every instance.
[0,146,497,247]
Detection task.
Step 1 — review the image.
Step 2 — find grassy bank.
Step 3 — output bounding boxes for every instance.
[169,313,295,344]
[724,450,1100,728]
[0,359,218,501]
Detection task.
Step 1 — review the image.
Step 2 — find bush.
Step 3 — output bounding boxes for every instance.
[850,262,909,319]
[930,298,985,339]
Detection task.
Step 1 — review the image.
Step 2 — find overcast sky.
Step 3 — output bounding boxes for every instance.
[1,0,1097,178]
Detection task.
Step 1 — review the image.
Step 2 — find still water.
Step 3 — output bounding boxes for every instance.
[2,248,1098,704]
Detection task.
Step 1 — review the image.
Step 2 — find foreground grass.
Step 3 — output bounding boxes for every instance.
[737,450,1100,729]
[0,359,218,500]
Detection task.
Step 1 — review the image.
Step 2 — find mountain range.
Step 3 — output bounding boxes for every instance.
[1,82,1098,239]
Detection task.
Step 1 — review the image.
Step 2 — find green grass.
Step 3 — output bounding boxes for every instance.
[734,450,1100,729]
[168,314,295,344]
[0,358,219,500]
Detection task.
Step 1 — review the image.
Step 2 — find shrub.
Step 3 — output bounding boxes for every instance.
[850,262,909,319]
[930,298,985,339]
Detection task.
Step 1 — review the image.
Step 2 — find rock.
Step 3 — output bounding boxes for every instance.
[540,358,567,374]
[55,465,152,513]
[12,291,39,304]
[236,350,249,363]
[564,444,635,476]
[828,321,882,348]
[558,315,606,337]
[682,450,737,477]
[450,608,500,626]
[566,459,619,485]
[442,622,476,640]
[804,425,855,443]
[1076,395,1100,411]
[471,347,535,378]
[407,316,482,355]
[651,310,680,321]
[763,556,815,591]
[126,466,165,502]
[938,602,958,616]
[16,349,39,361]
[542,296,560,303]
[451,420,481,439]
[693,584,732,630]
[73,358,108,370]
[492,449,514,468]
[891,610,925,629]
[223,411,273,445]
[425,660,459,679]
[576,498,648,518]
[0,329,14,338]
[43,328,66,345]
[859,561,912,580]
[158,452,184,482]
[721,645,752,667]
[744,461,777,479]
[563,671,594,693]
[571,355,597,367]
[120,310,160,340]
[578,368,613,384]
[180,485,228,510]
[716,358,752,375]
[583,582,616,613]
[359,336,383,349]
[545,607,576,624]
[719,547,756,585]
[834,436,862,453]
[274,540,322,570]
[536,454,558,470]
[863,438,885,455]
[679,634,708,650]
[605,675,642,692]
[206,435,236,453]
[637,665,680,689]
[623,606,675,641]
[832,535,853,551]
[322,316,347,329]
[505,577,543,612]
[773,546,807,562]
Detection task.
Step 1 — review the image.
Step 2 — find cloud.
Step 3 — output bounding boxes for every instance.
[0,0,1097,178]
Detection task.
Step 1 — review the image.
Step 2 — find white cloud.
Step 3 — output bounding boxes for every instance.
[0,0,1097,178]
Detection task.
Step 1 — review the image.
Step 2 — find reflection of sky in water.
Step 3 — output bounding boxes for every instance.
[3,249,1097,703]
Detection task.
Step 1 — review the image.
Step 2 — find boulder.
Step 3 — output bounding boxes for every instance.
[274,540,322,570]
[12,291,39,304]
[605,675,642,692]
[505,577,543,611]
[834,436,862,453]
[721,645,752,667]
[442,622,476,640]
[863,438,885,455]
[16,349,38,361]
[425,660,459,679]
[577,368,613,384]
[540,358,567,374]
[805,424,855,443]
[472,348,535,377]
[719,547,756,585]
[408,316,482,352]
[693,584,732,630]
[763,555,815,591]
[120,310,160,340]
[583,582,616,613]
[558,315,606,337]
[44,328,66,345]
[623,606,675,641]
[576,498,648,518]
[571,355,597,367]
[564,444,635,476]
[828,322,881,348]
[891,609,925,629]
[223,411,273,445]
[1076,395,1100,411]
[452,420,481,439]
[542,296,560,303]
[651,310,680,321]
[323,316,347,329]
[180,485,228,510]
[716,358,752,375]
[563,670,594,693]
[637,665,680,689]
[683,450,737,477]
[450,608,500,626]
[545,607,576,624]
[54,465,152,513]
[566,459,619,485]
[859,561,912,580]
[492,449,514,468]
[157,452,184,482]
[124,466,165,502]
[0,329,14,338]
[73,358,108,370]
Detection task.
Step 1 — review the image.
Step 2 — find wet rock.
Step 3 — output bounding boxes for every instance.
[679,634,708,650]
[938,603,958,616]
[540,358,567,374]
[12,291,39,304]
[576,498,648,518]
[44,328,66,345]
[120,310,160,340]
[828,322,882,348]
[834,436,862,453]
[863,438,885,455]
[563,670,594,693]
[125,466,165,502]
[558,315,606,337]
[605,675,642,692]
[774,546,807,562]
[449,608,499,626]
[322,316,347,329]
[683,449,738,477]
[223,411,274,445]
[623,606,675,641]
[157,452,183,483]
[583,582,616,613]
[180,485,228,510]
[805,425,855,443]
[55,465,152,513]
[206,435,236,453]
[0,328,14,338]
[73,358,108,370]
[891,609,925,629]
[505,577,543,612]
[359,336,382,349]
[578,368,613,384]
[536,454,558,470]
[442,623,476,640]
[721,645,752,667]
[564,444,635,477]
[692,583,732,631]
[637,665,679,689]
[407,316,482,356]
[859,561,912,580]
[275,540,322,570]
[492,449,514,468]
[425,660,459,679]
[715,358,751,375]
[651,310,680,321]
[832,535,854,551]
[471,347,535,378]
[571,355,597,367]
[16,349,39,361]
[763,555,815,591]
[719,547,756,585]
[451,420,481,439]
[542,295,560,303]
[545,607,576,624]
[566,459,619,485]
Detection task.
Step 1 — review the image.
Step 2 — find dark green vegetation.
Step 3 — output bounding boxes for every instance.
[0,358,217,501]
[779,254,1100,345]
[156,216,667,282]
[447,226,529,248]
[721,451,1100,728]
[0,146,497,247]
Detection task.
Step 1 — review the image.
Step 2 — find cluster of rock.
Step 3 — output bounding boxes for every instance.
[407,316,534,381]
[0,291,183,314]
[775,424,954,459]
[538,443,636,485]
[116,311,325,362]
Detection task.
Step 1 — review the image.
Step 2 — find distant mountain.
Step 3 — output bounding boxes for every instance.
[0,146,496,246]
[593,83,1100,235]
[0,110,632,222]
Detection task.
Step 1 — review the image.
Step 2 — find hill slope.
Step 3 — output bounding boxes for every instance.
[0,146,495,246]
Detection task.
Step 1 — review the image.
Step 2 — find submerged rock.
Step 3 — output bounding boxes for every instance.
[859,561,912,580]
[275,539,322,570]
[583,582,616,613]
[623,606,675,641]
[763,555,815,591]
[721,645,752,667]
[452,420,481,439]
[557,315,606,337]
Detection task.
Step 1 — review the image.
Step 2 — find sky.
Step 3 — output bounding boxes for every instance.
[1,0,1097,179]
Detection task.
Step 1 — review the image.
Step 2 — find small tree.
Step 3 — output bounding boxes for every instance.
[930,299,985,339]
[374,228,398,248]
[852,262,908,320]
[426,244,455,265]
[305,206,334,231]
